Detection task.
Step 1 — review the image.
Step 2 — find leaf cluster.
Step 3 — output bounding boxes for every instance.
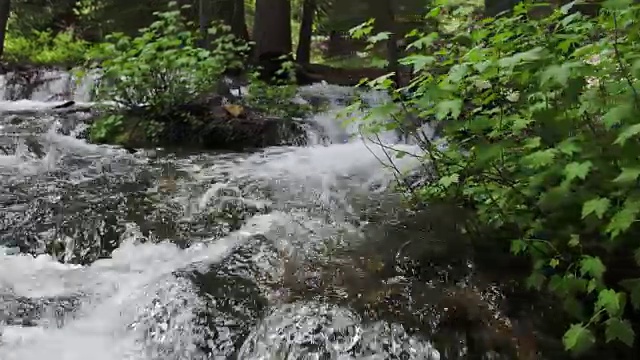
[349,0,640,354]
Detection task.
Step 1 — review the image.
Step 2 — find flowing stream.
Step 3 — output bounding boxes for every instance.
[0,71,556,360]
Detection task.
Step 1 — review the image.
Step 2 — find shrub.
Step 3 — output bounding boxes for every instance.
[86,2,248,113]
[3,29,91,66]
[83,1,249,144]
[349,0,640,355]
[243,62,314,119]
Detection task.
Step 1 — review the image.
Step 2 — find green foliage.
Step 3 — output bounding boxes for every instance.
[87,2,247,111]
[3,30,92,66]
[83,1,249,142]
[244,61,314,118]
[89,114,124,143]
[348,0,640,354]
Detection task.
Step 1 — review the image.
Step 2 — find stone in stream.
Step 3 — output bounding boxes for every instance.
[432,286,539,360]
[0,293,82,328]
[238,301,440,359]
[172,234,280,358]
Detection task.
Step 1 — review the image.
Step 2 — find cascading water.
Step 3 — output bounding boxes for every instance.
[0,71,532,360]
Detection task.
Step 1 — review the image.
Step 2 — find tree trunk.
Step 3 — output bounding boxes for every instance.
[0,0,10,60]
[252,0,292,82]
[296,0,315,64]
[212,0,233,26]
[484,0,520,17]
[253,0,291,57]
[378,0,399,88]
[198,0,210,48]
[231,0,248,41]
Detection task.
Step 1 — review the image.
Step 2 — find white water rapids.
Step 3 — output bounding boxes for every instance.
[0,71,442,360]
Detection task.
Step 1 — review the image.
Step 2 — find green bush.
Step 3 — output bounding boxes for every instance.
[244,63,314,119]
[3,29,91,66]
[85,1,248,114]
[349,0,640,354]
[83,1,249,144]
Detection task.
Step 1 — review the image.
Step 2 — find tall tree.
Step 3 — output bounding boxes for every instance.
[230,0,248,40]
[253,0,291,57]
[198,0,210,48]
[0,0,10,60]
[210,0,248,40]
[252,0,292,82]
[375,0,399,87]
[296,0,315,64]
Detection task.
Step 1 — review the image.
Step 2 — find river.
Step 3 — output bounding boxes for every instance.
[0,71,562,360]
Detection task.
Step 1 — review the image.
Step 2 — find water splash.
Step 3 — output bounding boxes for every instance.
[0,76,447,360]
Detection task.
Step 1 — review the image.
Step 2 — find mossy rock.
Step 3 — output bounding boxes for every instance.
[89,96,309,151]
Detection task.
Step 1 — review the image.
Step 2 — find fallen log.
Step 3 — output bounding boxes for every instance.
[0,101,95,116]
[298,63,389,86]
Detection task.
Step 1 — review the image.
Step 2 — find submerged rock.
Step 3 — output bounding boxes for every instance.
[0,293,81,327]
[238,301,440,359]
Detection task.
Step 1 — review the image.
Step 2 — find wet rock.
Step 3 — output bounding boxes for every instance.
[0,175,150,263]
[128,277,213,360]
[190,272,268,358]
[185,236,277,358]
[0,293,81,327]
[238,301,440,359]
[432,286,538,360]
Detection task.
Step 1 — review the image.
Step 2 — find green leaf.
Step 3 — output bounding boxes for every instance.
[596,289,621,316]
[613,167,640,184]
[581,197,610,219]
[568,234,580,247]
[605,318,635,346]
[521,149,557,169]
[541,64,571,87]
[602,103,633,129]
[557,138,581,155]
[510,116,533,132]
[580,256,606,279]
[524,137,541,149]
[603,0,633,11]
[564,161,592,182]
[399,55,436,72]
[511,239,527,254]
[563,323,595,354]
[606,199,640,239]
[447,64,469,83]
[435,99,463,120]
[438,173,460,188]
[498,47,544,68]
[368,31,391,43]
[614,123,640,146]
[620,279,640,310]
[560,1,576,13]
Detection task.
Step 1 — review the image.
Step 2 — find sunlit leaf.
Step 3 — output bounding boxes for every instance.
[580,255,606,279]
[582,197,610,219]
[563,323,595,354]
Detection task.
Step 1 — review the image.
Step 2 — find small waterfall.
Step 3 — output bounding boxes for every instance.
[0,69,96,102]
